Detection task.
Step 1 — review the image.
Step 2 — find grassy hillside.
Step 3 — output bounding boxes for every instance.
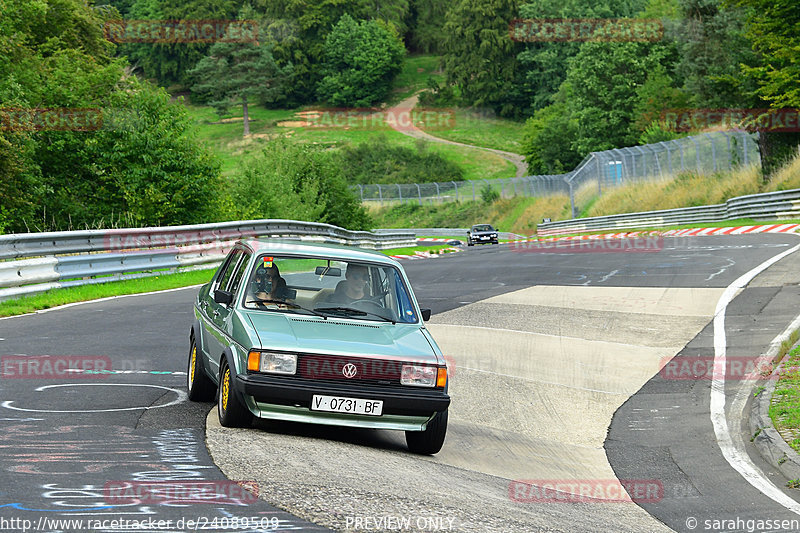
[370,152,800,234]
[185,103,516,181]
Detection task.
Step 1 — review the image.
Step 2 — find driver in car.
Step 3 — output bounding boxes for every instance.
[332,264,370,303]
[250,261,288,303]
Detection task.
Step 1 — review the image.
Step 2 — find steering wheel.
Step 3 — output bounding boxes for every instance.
[353,290,388,304]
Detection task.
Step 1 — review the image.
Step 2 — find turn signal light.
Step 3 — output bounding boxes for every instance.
[247,351,260,371]
[436,367,447,388]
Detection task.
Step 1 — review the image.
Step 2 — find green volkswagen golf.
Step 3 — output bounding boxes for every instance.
[188,239,450,454]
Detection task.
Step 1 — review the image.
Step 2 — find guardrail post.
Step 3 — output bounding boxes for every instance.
[451,181,458,201]
[378,184,383,205]
[434,182,440,202]
[397,184,403,203]
[415,183,422,205]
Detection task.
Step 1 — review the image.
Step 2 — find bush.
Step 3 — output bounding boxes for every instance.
[316,15,405,107]
[480,184,500,204]
[339,135,464,184]
[228,139,372,230]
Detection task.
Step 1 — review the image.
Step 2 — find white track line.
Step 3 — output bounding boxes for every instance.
[711,235,800,514]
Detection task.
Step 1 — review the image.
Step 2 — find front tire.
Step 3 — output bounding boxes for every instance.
[187,338,214,401]
[218,359,253,428]
[406,409,448,455]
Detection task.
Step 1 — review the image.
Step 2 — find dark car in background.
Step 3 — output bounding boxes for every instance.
[467,224,499,246]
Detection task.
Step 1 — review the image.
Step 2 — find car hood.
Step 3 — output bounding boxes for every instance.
[244,312,437,360]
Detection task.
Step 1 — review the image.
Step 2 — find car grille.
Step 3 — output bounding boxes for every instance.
[297,354,403,385]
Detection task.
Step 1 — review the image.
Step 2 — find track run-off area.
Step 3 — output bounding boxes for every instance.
[2,232,800,532]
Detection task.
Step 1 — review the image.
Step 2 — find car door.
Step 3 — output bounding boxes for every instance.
[207,250,251,378]
[205,250,243,373]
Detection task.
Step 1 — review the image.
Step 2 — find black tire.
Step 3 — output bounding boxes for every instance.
[406,409,448,455]
[187,338,215,401]
[217,359,253,428]
[467,242,474,247]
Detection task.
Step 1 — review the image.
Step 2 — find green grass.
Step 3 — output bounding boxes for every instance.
[415,107,527,154]
[389,55,445,104]
[769,335,800,453]
[0,269,217,318]
[185,103,516,181]
[369,195,573,235]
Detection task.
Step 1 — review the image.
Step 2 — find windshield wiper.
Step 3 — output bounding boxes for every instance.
[314,306,395,323]
[247,299,326,318]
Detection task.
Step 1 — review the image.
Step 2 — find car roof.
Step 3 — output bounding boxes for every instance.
[472,223,494,228]
[238,238,400,265]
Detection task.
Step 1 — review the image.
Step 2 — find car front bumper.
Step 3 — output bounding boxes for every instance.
[235,373,450,431]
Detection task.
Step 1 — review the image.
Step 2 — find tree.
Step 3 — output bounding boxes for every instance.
[0,0,225,232]
[122,0,243,87]
[516,0,649,112]
[564,38,674,155]
[674,0,759,108]
[316,15,405,107]
[440,0,521,116]
[408,0,448,53]
[228,139,373,230]
[520,96,582,174]
[728,0,800,174]
[261,0,410,105]
[189,30,292,136]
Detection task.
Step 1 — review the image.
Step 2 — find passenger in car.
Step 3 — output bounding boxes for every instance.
[331,264,370,302]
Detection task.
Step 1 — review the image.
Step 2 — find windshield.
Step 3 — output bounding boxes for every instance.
[242,255,419,323]
[473,224,494,232]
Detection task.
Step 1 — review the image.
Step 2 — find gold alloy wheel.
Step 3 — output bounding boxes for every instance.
[189,345,197,387]
[221,368,230,411]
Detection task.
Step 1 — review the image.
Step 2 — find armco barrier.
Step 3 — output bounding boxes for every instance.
[0,219,415,301]
[537,188,800,236]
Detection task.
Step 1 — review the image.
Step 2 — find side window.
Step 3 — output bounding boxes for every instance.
[226,253,251,296]
[215,250,242,292]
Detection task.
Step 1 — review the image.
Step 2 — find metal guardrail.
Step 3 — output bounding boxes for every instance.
[0,219,416,301]
[537,188,800,235]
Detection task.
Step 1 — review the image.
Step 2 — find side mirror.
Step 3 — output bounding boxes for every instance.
[214,290,233,305]
[421,308,432,321]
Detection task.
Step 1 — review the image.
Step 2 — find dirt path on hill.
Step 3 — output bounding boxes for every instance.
[386,94,528,178]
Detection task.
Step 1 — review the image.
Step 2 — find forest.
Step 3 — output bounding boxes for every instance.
[1,0,798,233]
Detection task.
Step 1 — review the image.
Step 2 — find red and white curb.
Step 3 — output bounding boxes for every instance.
[662,224,800,236]
[390,248,461,260]
[525,224,799,243]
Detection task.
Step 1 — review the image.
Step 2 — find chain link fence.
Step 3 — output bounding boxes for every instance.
[351,131,760,218]
[564,131,759,217]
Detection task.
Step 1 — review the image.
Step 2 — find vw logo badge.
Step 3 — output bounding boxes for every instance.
[342,363,358,379]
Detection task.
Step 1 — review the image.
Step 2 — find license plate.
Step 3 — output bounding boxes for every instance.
[311,395,383,416]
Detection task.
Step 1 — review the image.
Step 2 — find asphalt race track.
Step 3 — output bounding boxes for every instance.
[2,233,800,532]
